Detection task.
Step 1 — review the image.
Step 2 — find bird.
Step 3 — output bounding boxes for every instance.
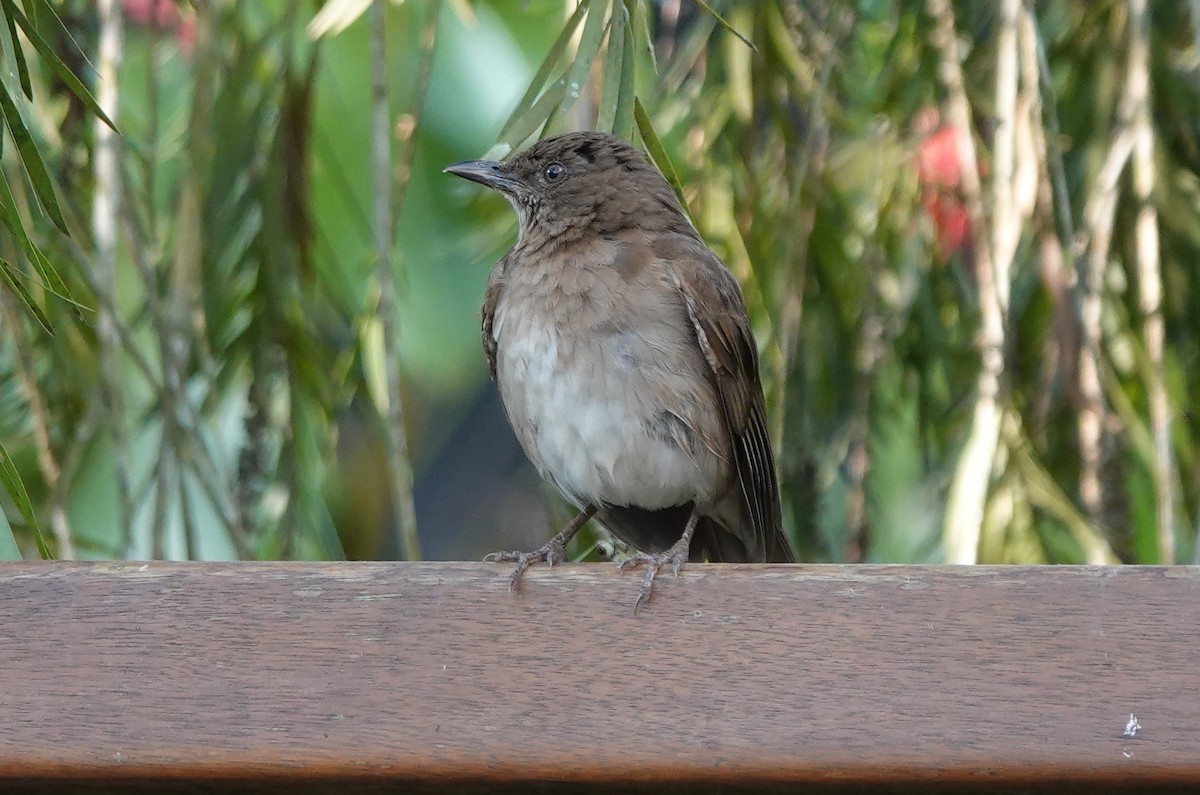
[444,131,795,611]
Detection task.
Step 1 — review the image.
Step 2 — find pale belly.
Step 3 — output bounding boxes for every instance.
[494,313,727,510]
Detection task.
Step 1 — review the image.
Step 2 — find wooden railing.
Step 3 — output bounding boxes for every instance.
[2,562,1197,792]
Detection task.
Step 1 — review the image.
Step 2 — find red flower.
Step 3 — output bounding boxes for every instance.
[122,0,193,57]
[915,110,972,260]
[123,0,180,29]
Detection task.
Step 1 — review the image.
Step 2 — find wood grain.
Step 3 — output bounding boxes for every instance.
[0,562,1197,793]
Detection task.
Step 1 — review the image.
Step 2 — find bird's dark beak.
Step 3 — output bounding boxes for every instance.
[443,160,521,194]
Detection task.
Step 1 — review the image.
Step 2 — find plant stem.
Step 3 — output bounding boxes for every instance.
[1127,0,1175,563]
[370,0,442,561]
[928,0,1014,564]
[94,0,133,556]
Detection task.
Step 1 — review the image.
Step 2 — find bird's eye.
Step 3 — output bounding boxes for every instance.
[543,162,567,182]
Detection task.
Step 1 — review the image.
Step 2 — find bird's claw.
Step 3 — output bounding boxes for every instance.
[484,539,567,591]
[619,547,689,614]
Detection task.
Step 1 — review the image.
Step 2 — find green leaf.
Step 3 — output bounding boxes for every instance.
[0,256,52,334]
[559,0,610,120]
[633,96,687,212]
[596,11,625,132]
[290,393,346,560]
[7,0,117,131]
[0,166,75,309]
[538,98,568,141]
[626,0,657,75]
[764,3,809,84]
[693,0,757,52]
[497,1,588,142]
[1,0,33,99]
[722,5,753,122]
[1009,430,1117,564]
[658,10,717,98]
[613,12,636,139]
[0,504,19,560]
[500,76,567,149]
[0,438,52,559]
[0,80,68,233]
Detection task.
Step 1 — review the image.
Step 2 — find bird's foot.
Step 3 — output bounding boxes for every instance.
[484,537,567,592]
[618,535,691,615]
[483,505,598,593]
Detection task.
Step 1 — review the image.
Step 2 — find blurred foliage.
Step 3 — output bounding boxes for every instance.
[0,0,1197,566]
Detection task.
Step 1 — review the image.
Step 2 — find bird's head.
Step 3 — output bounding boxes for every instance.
[444,131,690,243]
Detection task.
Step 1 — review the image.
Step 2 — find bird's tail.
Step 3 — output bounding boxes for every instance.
[765,522,797,563]
[692,516,796,563]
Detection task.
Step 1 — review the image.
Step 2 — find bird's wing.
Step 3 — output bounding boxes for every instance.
[658,234,793,563]
[480,260,505,382]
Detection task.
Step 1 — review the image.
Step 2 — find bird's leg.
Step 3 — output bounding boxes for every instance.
[484,503,598,591]
[619,506,701,614]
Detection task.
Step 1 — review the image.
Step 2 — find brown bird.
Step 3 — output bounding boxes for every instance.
[445,131,794,611]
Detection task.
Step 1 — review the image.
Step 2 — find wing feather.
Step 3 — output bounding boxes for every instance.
[481,259,506,382]
[659,236,793,563]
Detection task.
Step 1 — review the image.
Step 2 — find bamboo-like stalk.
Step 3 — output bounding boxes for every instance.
[929,0,1016,564]
[1193,1,1200,73]
[770,0,841,452]
[1127,0,1175,563]
[0,294,72,557]
[93,0,133,557]
[123,0,230,559]
[115,163,247,557]
[845,250,882,562]
[1019,13,1113,562]
[1077,126,1135,529]
[31,172,233,542]
[1075,5,1154,531]
[990,0,1021,315]
[370,0,433,561]
[843,122,891,563]
[179,462,199,561]
[52,403,101,551]
[166,0,217,552]
[1022,9,1080,446]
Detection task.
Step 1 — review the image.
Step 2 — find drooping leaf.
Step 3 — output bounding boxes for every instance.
[0,504,19,560]
[693,0,756,52]
[612,10,636,139]
[558,0,610,121]
[633,96,687,212]
[497,1,588,143]
[0,256,52,334]
[0,166,74,307]
[1,0,33,99]
[596,8,626,133]
[0,79,67,232]
[500,76,567,149]
[627,0,657,75]
[0,438,52,559]
[6,0,117,131]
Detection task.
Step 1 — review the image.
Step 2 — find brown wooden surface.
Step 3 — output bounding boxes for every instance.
[0,562,1198,793]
